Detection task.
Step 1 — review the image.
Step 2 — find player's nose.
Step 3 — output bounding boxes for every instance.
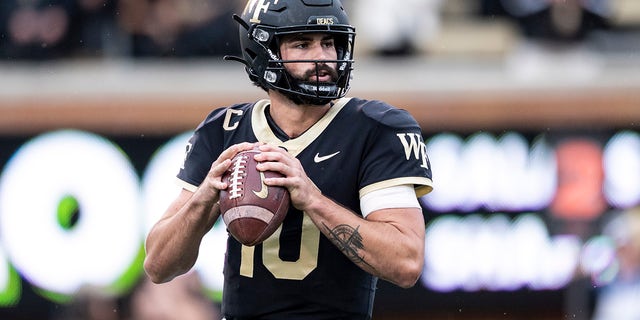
[310,42,331,60]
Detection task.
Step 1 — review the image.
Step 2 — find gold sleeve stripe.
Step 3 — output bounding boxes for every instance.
[359,177,433,199]
[175,177,198,192]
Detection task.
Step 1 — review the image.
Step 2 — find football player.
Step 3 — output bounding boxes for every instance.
[144,0,434,319]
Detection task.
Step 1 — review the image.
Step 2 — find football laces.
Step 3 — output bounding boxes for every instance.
[228,155,247,199]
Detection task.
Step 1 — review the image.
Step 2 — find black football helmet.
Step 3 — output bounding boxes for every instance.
[226,0,356,105]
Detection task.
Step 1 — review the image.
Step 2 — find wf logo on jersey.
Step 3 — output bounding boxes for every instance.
[397,133,430,171]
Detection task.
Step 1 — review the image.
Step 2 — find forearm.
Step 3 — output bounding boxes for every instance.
[144,142,255,283]
[144,190,220,283]
[305,195,425,288]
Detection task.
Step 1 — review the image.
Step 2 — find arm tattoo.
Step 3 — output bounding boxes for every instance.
[323,223,374,270]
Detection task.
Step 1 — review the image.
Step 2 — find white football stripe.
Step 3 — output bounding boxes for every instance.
[222,206,274,225]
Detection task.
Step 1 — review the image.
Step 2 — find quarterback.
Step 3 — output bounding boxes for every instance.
[144,0,434,319]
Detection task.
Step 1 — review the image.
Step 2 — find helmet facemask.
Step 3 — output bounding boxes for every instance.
[254,24,355,105]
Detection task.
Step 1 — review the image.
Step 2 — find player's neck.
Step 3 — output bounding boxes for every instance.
[268,91,332,139]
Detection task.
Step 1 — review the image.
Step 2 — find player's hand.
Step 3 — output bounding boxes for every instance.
[254,144,321,212]
[201,142,258,202]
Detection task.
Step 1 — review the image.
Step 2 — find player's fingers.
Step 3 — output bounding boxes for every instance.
[255,146,295,166]
[258,160,308,188]
[257,144,289,156]
[207,142,257,187]
[210,158,232,179]
[220,142,258,161]
[257,154,304,177]
[210,142,256,171]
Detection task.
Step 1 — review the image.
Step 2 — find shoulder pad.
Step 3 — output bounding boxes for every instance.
[360,99,418,129]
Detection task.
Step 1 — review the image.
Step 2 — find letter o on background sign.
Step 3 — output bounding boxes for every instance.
[0,130,143,297]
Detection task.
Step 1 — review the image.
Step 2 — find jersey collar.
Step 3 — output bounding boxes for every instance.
[251,97,351,157]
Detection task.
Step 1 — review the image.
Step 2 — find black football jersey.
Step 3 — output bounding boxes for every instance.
[177,97,433,319]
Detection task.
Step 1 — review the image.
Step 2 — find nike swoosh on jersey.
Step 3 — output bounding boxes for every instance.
[252,172,269,199]
[314,151,340,163]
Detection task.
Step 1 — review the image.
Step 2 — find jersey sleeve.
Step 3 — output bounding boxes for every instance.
[358,101,433,198]
[176,107,228,191]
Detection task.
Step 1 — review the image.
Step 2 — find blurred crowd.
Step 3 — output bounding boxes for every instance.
[0,0,243,59]
[0,0,630,60]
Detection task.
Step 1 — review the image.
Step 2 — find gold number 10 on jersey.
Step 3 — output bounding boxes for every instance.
[240,213,320,280]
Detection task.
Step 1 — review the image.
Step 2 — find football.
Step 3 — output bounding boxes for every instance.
[219,148,290,246]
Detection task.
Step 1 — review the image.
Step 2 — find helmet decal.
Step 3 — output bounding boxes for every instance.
[313,17,336,25]
[243,0,277,24]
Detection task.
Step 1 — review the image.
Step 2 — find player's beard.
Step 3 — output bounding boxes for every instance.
[282,62,340,106]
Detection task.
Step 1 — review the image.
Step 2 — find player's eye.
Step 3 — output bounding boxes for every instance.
[285,40,307,49]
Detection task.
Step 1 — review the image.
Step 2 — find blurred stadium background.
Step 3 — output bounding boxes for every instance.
[2,0,640,319]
